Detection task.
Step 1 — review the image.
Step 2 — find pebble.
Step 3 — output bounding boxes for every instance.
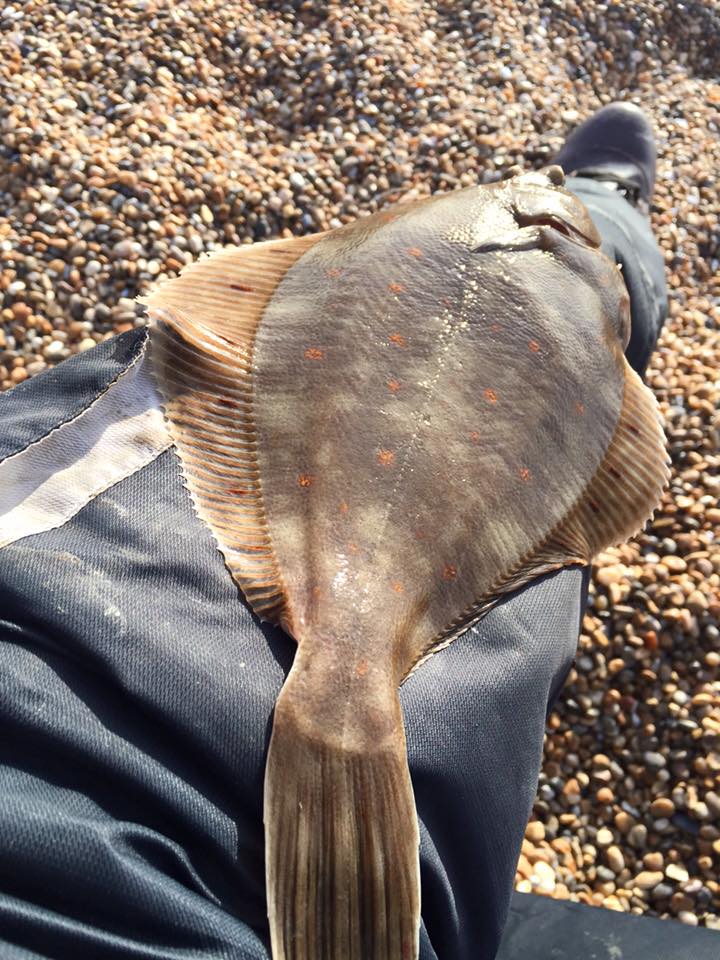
[596,828,613,848]
[643,752,666,770]
[614,812,634,835]
[634,871,665,890]
[84,260,102,278]
[0,0,718,933]
[606,846,625,873]
[643,852,664,872]
[112,240,140,260]
[43,340,66,360]
[686,590,708,613]
[596,787,614,805]
[525,821,545,843]
[666,864,689,883]
[596,564,627,587]
[650,798,675,818]
[628,825,648,849]
[531,860,556,895]
[652,883,673,900]
[678,911,699,927]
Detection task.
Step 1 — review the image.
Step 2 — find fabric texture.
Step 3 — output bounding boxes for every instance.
[497,891,720,959]
[0,355,171,549]
[567,176,668,377]
[0,183,667,960]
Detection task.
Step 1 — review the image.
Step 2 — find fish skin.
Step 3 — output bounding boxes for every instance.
[144,168,668,960]
[253,170,630,675]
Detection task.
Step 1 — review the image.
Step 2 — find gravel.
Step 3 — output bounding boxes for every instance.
[1,0,718,931]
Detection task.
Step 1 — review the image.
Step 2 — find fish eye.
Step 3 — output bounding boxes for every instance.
[513,210,600,249]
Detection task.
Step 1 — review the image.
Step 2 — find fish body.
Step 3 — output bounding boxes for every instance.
[143,169,668,960]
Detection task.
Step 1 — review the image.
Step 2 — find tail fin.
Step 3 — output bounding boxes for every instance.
[264,674,420,960]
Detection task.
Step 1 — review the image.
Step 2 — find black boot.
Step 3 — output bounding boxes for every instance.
[554,102,656,214]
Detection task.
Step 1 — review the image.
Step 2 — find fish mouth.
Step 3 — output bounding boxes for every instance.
[473,212,601,254]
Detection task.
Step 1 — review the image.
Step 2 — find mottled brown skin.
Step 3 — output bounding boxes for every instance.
[254,172,627,695]
[145,169,668,960]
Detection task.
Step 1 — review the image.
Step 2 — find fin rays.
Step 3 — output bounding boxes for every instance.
[142,234,320,624]
[265,688,420,960]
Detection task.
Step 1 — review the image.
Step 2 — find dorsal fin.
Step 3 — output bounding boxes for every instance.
[139,235,321,626]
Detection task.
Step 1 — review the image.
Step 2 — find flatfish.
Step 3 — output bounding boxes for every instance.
[142,168,668,960]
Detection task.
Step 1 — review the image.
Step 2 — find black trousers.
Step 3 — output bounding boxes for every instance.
[0,182,666,960]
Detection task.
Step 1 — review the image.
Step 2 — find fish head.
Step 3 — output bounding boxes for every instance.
[467,167,630,355]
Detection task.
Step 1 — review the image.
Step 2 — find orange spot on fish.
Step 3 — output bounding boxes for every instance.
[441,296,452,307]
[626,423,641,436]
[339,501,349,514]
[576,401,585,415]
[442,564,457,581]
[377,449,395,466]
[304,347,325,360]
[391,581,404,594]
[490,322,502,333]
[388,282,405,295]
[470,430,480,443]
[414,529,426,540]
[228,488,250,496]
[407,247,422,257]
[229,282,255,292]
[355,659,369,678]
[518,467,531,482]
[379,211,398,224]
[387,378,401,393]
[389,333,406,347]
[348,542,359,554]
[484,388,498,403]
[297,473,314,488]
[528,340,540,353]
[326,267,342,279]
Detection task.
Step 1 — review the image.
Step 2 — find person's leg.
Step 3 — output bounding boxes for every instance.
[566,176,667,377]
[555,102,668,377]
[0,332,586,960]
[0,334,273,959]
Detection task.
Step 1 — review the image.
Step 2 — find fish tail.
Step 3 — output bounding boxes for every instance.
[264,663,420,960]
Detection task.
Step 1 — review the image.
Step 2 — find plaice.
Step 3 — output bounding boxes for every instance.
[141,168,669,960]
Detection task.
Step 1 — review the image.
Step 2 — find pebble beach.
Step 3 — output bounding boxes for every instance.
[1,0,718,933]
